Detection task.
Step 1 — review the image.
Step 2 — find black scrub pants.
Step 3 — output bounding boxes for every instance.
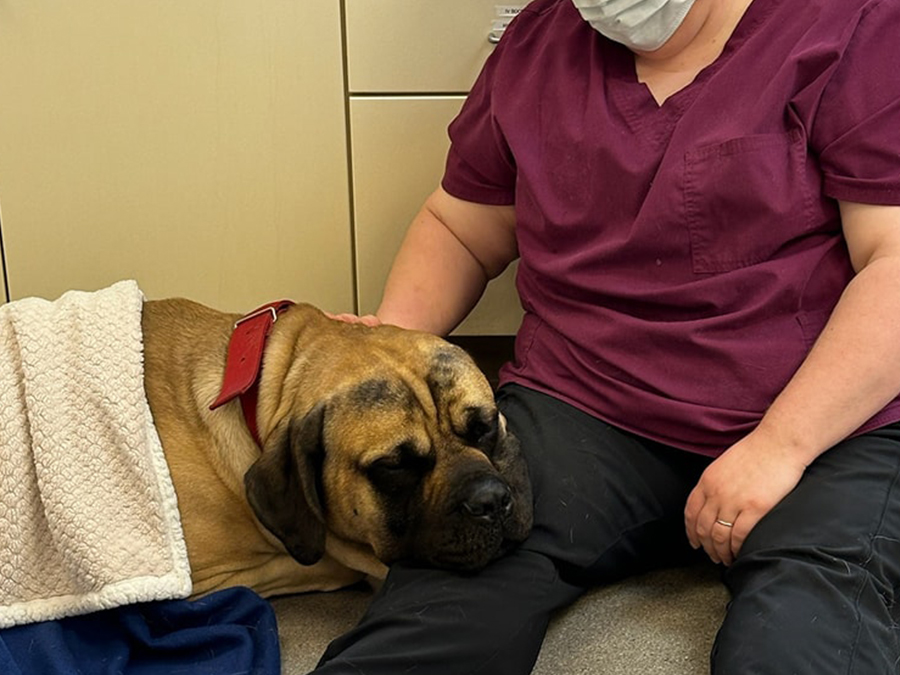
[311,384,900,675]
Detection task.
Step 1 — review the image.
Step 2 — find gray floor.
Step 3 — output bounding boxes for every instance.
[272,563,728,675]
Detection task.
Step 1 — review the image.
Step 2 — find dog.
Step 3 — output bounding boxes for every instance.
[140,298,533,598]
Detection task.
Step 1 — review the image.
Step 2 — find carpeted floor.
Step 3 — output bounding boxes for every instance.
[271,563,728,674]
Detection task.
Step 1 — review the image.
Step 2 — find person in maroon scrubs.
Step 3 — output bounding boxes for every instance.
[316,1,900,672]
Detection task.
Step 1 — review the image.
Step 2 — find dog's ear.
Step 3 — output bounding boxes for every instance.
[490,414,534,542]
[244,403,328,565]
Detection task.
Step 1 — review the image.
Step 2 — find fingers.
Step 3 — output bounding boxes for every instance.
[324,311,382,327]
[683,487,705,551]
[684,433,807,567]
[684,487,747,566]
[708,516,738,566]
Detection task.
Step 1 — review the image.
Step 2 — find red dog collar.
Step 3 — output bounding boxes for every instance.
[210,300,295,446]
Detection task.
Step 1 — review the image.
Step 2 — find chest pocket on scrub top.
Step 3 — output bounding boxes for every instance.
[683,130,814,274]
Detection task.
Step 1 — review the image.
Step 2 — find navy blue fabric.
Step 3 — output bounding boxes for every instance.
[0,586,280,675]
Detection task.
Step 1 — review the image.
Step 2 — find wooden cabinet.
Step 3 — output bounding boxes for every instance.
[345,0,509,93]
[346,0,523,335]
[0,1,352,313]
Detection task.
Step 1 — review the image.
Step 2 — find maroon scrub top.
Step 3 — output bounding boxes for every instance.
[442,0,900,455]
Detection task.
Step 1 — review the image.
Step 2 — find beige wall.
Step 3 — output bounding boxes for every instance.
[0,1,352,313]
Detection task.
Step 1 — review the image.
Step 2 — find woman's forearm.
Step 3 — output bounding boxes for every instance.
[753,254,900,465]
[376,209,489,335]
[377,188,518,335]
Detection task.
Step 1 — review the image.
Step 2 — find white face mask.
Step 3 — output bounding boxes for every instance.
[571,0,698,51]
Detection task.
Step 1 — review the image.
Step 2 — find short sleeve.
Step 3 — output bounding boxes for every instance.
[812,0,900,205]
[440,32,518,206]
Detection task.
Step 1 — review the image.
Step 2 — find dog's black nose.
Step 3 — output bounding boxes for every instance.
[460,476,512,522]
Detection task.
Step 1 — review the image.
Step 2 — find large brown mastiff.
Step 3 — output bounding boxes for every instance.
[141,299,533,598]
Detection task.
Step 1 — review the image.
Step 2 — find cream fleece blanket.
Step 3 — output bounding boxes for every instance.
[0,280,191,629]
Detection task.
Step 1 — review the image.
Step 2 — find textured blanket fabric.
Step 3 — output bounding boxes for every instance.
[0,586,281,675]
[0,280,191,628]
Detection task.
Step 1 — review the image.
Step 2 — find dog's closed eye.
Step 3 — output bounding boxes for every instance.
[456,407,500,455]
[366,442,434,494]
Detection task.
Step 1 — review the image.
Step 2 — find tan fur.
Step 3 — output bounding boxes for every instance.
[141,299,532,599]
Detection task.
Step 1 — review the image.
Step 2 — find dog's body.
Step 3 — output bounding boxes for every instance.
[141,299,532,598]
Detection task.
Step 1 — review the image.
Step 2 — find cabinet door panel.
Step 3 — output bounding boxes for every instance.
[0,1,352,312]
[346,0,514,93]
[350,97,521,335]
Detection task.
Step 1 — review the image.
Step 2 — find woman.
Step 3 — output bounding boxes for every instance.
[317,0,900,672]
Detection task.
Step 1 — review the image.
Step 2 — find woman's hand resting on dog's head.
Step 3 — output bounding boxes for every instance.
[324,312,382,327]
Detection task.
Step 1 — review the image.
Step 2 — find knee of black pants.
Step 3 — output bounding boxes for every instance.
[497,384,707,586]
[713,426,900,675]
[315,548,583,675]
[716,542,900,674]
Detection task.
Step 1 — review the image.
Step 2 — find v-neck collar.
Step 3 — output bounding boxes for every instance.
[604,0,777,139]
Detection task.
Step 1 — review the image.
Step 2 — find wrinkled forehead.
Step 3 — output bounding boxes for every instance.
[346,377,417,410]
[350,332,493,406]
[339,353,495,426]
[422,343,494,404]
[325,377,423,460]
[324,344,497,457]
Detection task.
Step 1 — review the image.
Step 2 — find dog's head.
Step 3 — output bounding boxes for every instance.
[243,311,533,573]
